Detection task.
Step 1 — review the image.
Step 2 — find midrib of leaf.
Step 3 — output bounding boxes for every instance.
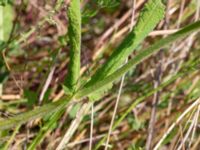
[84,0,165,100]
[66,0,81,91]
[75,20,200,99]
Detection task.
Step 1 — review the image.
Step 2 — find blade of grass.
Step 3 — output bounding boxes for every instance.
[154,97,200,150]
[3,124,20,150]
[56,102,92,150]
[65,0,81,91]
[75,20,200,99]
[27,108,65,150]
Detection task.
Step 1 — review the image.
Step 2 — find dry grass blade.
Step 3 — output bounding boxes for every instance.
[154,98,200,150]
[56,102,91,150]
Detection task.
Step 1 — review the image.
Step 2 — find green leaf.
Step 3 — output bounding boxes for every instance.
[76,20,200,99]
[84,0,165,100]
[65,0,81,91]
[2,125,20,150]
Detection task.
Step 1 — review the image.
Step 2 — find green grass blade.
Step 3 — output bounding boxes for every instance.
[75,20,200,99]
[0,98,69,130]
[3,125,20,150]
[27,109,65,150]
[66,0,81,91]
[84,0,165,100]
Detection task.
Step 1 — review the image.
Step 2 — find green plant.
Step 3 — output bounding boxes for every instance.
[1,2,200,132]
[1,0,200,149]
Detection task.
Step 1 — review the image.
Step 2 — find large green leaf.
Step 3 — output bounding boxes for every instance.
[84,0,165,100]
[75,20,200,99]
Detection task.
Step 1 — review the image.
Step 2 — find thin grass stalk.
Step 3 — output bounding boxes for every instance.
[154,98,200,150]
[89,102,94,150]
[3,125,20,150]
[56,102,91,150]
